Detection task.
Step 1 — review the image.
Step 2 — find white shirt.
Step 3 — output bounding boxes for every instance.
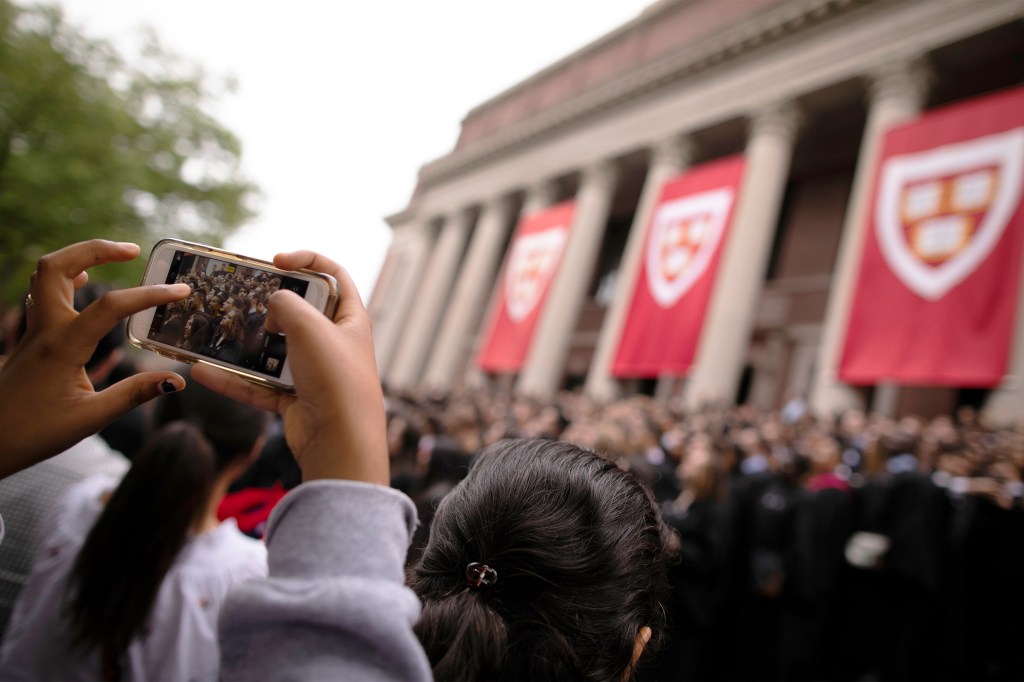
[0,435,129,636]
[0,474,268,681]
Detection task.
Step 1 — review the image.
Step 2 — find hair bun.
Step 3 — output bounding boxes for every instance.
[466,562,498,589]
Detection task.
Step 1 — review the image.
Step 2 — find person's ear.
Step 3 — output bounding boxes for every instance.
[629,625,652,670]
[247,434,267,463]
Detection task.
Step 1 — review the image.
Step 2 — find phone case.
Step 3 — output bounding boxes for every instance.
[126,238,340,393]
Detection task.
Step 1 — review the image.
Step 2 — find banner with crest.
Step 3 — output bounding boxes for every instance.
[477,201,576,373]
[612,155,746,378]
[840,85,1024,386]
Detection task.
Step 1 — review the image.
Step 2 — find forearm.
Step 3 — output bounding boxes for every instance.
[218,480,431,681]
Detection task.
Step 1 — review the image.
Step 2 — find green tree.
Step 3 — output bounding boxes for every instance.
[0,0,258,305]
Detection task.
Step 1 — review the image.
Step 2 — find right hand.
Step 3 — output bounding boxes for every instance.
[191,251,388,486]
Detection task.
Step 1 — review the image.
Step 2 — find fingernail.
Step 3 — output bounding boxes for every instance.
[160,380,180,394]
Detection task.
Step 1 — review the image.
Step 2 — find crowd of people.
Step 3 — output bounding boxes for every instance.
[151,263,281,369]
[385,387,1024,681]
[0,239,1021,681]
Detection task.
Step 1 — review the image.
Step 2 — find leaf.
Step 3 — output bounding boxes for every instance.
[0,0,259,304]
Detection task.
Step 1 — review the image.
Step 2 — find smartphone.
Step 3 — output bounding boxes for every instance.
[127,239,339,393]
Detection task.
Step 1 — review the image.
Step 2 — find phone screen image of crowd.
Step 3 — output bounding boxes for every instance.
[147,251,310,378]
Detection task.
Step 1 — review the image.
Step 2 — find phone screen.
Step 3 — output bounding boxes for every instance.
[146,249,310,378]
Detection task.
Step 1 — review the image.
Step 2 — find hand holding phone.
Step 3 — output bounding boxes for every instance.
[127,239,339,393]
[0,240,190,478]
[191,250,389,486]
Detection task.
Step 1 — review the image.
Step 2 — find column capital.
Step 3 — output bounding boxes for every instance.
[481,193,513,216]
[525,178,559,212]
[581,159,619,193]
[747,100,804,143]
[652,134,697,171]
[423,213,446,232]
[448,204,476,227]
[867,57,931,110]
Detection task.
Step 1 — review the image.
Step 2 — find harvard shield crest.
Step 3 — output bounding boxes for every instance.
[645,187,734,308]
[875,127,1024,300]
[504,226,569,322]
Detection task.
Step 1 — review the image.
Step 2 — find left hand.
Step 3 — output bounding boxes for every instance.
[0,240,191,478]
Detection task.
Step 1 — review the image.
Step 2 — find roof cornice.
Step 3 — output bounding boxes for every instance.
[419,0,877,188]
[460,0,698,123]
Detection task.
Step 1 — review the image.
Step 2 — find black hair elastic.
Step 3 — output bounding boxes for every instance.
[466,562,498,589]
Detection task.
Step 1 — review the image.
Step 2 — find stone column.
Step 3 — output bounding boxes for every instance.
[782,325,820,401]
[517,161,618,398]
[422,196,513,392]
[520,178,560,217]
[684,102,802,409]
[748,333,788,410]
[872,382,900,418]
[983,256,1024,426]
[370,228,410,373]
[386,207,474,390]
[463,179,558,389]
[373,219,438,378]
[809,60,930,418]
[584,135,695,402]
[366,240,402,328]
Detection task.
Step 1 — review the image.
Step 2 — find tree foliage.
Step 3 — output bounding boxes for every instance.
[0,0,258,305]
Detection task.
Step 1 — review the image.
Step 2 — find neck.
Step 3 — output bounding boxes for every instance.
[192,463,242,534]
[674,488,696,512]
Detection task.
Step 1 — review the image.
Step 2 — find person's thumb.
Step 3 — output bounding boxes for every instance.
[86,371,186,426]
[265,290,329,342]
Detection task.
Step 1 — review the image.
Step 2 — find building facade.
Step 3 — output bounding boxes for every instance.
[367,0,1024,422]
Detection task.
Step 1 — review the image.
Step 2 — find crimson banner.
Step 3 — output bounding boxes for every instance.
[840,86,1024,386]
[477,201,576,373]
[612,155,746,378]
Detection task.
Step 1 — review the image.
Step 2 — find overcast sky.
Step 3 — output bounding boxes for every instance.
[53,0,652,298]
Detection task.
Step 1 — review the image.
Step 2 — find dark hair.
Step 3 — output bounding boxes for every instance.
[880,430,919,459]
[419,445,470,492]
[410,438,676,681]
[390,412,421,461]
[73,282,124,372]
[220,310,245,343]
[180,313,212,353]
[67,374,267,660]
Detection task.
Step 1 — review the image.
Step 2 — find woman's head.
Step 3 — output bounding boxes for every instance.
[220,310,244,341]
[387,411,420,459]
[679,435,724,502]
[411,438,676,681]
[182,313,212,350]
[151,372,268,459]
[68,373,267,658]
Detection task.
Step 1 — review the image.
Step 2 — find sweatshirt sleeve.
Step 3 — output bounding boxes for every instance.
[218,480,432,681]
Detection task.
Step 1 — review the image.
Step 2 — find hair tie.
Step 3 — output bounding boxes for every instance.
[466,562,498,589]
